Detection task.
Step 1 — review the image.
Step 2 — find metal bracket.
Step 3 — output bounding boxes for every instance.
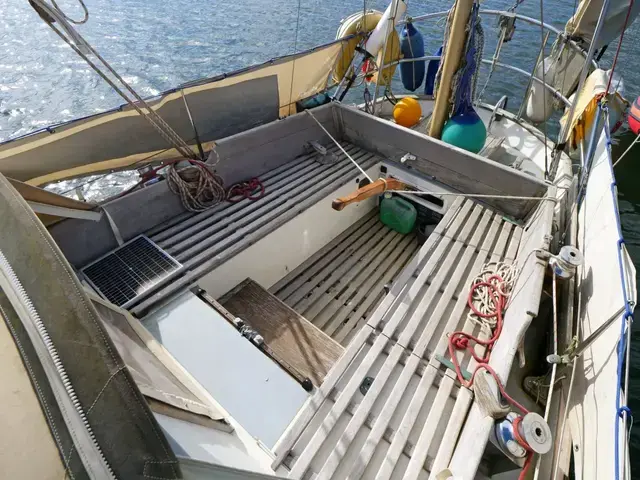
[548,304,632,365]
[305,140,338,165]
[487,96,509,134]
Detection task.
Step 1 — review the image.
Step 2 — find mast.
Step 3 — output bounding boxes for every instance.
[428,0,475,139]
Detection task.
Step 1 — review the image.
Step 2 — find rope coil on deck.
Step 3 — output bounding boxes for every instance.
[447,261,535,479]
[166,160,226,212]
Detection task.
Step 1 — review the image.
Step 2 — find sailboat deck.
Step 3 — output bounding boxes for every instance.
[128,142,381,316]
[269,210,420,347]
[273,197,524,479]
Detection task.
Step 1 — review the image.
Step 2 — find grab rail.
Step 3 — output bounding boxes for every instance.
[381,56,571,106]
[398,9,597,68]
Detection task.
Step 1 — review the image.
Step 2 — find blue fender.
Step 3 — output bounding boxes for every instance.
[424,45,443,96]
[400,22,425,92]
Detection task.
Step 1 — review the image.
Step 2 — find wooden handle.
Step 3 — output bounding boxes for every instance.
[332,178,407,211]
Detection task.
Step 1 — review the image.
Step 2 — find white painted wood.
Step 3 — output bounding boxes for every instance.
[156,413,275,475]
[376,365,439,480]
[314,345,405,480]
[143,291,308,448]
[449,193,554,478]
[197,166,378,299]
[403,375,455,480]
[272,198,466,468]
[428,388,473,479]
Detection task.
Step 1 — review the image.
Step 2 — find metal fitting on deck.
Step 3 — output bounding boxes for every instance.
[549,245,583,279]
[494,412,553,461]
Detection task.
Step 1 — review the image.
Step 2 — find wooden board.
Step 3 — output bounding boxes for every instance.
[220,279,344,386]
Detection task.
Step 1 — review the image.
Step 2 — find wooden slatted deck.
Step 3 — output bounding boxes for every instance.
[130,142,381,316]
[272,197,525,480]
[269,210,420,346]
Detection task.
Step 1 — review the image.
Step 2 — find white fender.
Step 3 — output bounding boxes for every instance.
[525,57,556,124]
[364,0,407,56]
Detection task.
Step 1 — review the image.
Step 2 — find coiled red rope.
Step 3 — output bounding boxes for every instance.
[448,273,534,479]
[227,178,265,203]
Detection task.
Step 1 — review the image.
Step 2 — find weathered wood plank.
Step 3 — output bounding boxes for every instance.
[165,147,372,254]
[270,197,465,468]
[130,155,380,315]
[448,195,554,478]
[269,209,378,296]
[220,278,344,386]
[288,201,473,478]
[314,344,405,480]
[395,202,481,349]
[178,155,379,265]
[298,229,401,318]
[341,210,493,479]
[284,220,386,308]
[411,208,493,357]
[427,388,473,479]
[375,364,440,480]
[403,375,454,480]
[322,234,416,337]
[148,146,332,241]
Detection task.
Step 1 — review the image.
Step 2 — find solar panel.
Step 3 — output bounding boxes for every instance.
[82,236,182,308]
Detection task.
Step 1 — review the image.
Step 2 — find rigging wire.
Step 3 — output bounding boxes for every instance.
[305,109,373,182]
[33,0,233,212]
[538,0,549,178]
[532,270,558,480]
[50,0,88,24]
[286,0,303,115]
[605,0,634,96]
[45,20,197,160]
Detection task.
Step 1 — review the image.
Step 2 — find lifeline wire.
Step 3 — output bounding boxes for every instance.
[305,110,373,182]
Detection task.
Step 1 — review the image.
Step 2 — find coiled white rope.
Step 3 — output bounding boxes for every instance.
[467,262,518,334]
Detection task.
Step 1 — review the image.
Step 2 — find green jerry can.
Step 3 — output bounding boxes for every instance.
[379,193,417,234]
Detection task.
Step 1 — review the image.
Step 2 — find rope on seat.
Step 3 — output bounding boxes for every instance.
[166,160,226,212]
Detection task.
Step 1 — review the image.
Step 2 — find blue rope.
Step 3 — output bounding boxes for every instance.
[453,3,480,115]
[603,104,634,480]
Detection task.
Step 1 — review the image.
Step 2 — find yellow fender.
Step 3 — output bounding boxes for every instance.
[333,10,401,87]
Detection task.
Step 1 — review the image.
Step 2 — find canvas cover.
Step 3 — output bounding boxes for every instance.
[0,41,345,186]
[0,172,181,479]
